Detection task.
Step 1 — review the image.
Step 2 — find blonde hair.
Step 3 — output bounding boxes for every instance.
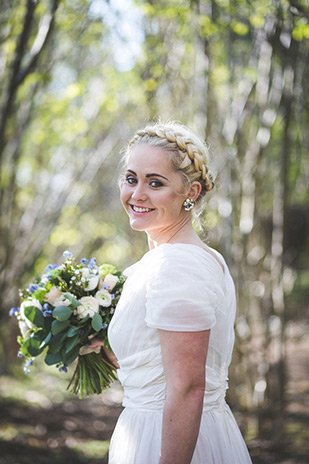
[123,121,214,203]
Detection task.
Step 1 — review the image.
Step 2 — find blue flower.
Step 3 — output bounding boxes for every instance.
[17,350,23,358]
[80,258,89,266]
[88,257,97,269]
[23,365,30,374]
[45,264,58,273]
[43,304,53,317]
[101,323,108,329]
[29,284,39,293]
[63,250,73,259]
[43,310,53,317]
[59,363,68,373]
[9,307,19,317]
[27,359,34,366]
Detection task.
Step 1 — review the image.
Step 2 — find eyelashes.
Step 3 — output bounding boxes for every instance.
[124,176,164,188]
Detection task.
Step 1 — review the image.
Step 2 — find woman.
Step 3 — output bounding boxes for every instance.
[92,121,252,463]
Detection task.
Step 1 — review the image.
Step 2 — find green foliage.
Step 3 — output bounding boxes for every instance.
[53,305,73,321]
[24,306,45,329]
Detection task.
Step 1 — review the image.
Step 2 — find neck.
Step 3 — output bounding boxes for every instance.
[147,215,197,250]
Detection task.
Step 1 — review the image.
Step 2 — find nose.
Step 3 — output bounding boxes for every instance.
[131,183,147,202]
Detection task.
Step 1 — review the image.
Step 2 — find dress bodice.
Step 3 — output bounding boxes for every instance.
[108,244,236,412]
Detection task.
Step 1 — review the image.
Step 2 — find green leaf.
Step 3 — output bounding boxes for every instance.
[24,305,45,328]
[53,305,73,321]
[48,332,67,353]
[67,326,79,337]
[91,313,102,332]
[61,345,80,364]
[21,335,45,357]
[45,351,63,366]
[40,331,52,348]
[63,293,81,307]
[65,334,80,353]
[51,319,70,335]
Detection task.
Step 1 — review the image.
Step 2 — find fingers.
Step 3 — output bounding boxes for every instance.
[79,345,101,356]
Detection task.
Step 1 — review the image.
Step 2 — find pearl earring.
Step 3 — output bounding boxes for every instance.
[183,198,195,211]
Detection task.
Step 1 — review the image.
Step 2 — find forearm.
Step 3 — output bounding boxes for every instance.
[159,388,204,464]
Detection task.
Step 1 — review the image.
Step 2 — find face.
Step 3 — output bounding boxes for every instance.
[121,144,189,239]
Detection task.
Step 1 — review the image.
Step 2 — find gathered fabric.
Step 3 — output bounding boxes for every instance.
[108,244,252,464]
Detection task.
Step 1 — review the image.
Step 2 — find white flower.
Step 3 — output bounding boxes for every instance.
[20,299,42,329]
[53,293,72,307]
[19,320,30,338]
[45,286,63,305]
[81,268,100,291]
[103,273,119,291]
[76,296,99,319]
[95,289,112,307]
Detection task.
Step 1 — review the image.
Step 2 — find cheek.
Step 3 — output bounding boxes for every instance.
[120,185,130,208]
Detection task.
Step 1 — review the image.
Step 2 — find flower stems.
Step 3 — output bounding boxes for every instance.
[67,352,117,399]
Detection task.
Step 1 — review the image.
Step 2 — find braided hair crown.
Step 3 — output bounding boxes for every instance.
[126,121,214,201]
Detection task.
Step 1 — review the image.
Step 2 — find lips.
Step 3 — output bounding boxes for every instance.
[130,205,155,213]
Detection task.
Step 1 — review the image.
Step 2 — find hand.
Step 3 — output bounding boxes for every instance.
[79,337,104,356]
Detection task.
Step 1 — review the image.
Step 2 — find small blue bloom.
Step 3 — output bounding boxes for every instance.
[23,365,30,374]
[63,250,73,259]
[84,342,91,346]
[9,307,19,317]
[103,284,109,290]
[59,363,68,373]
[101,323,108,329]
[45,264,59,273]
[27,359,34,366]
[88,257,96,269]
[111,294,115,300]
[43,306,53,317]
[80,258,88,266]
[17,350,23,358]
[29,284,39,293]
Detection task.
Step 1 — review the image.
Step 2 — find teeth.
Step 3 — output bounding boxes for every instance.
[132,206,153,213]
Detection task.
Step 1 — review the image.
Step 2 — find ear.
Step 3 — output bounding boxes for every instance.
[188,181,202,201]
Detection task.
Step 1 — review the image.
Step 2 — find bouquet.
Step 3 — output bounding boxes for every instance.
[9,251,125,398]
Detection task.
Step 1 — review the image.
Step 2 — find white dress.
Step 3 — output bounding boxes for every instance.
[108,243,252,464]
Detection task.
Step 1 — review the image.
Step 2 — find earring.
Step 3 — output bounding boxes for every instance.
[183,198,195,211]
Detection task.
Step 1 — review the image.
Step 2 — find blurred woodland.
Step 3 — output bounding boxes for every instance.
[0,0,308,462]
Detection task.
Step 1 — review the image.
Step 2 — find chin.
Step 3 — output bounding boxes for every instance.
[129,220,147,232]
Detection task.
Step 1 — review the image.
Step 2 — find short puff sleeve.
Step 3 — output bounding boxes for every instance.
[145,247,218,331]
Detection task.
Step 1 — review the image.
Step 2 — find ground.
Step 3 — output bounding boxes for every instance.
[0,333,308,464]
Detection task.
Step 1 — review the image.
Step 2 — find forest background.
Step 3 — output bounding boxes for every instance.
[0,0,308,463]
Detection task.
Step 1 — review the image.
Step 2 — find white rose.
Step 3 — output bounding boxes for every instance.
[103,273,119,291]
[20,299,43,329]
[45,286,63,305]
[82,269,100,291]
[76,296,99,319]
[95,289,112,307]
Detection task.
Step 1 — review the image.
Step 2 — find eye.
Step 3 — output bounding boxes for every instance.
[125,175,137,185]
[149,179,163,188]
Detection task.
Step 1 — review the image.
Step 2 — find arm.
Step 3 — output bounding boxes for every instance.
[159,329,210,464]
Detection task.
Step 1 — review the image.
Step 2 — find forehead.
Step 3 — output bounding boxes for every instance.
[127,144,174,173]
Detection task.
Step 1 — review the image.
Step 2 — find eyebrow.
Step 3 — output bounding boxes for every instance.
[126,169,169,181]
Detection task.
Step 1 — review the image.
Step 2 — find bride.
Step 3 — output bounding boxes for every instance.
[90,121,252,464]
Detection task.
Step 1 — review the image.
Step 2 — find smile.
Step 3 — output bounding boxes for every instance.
[130,205,155,213]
